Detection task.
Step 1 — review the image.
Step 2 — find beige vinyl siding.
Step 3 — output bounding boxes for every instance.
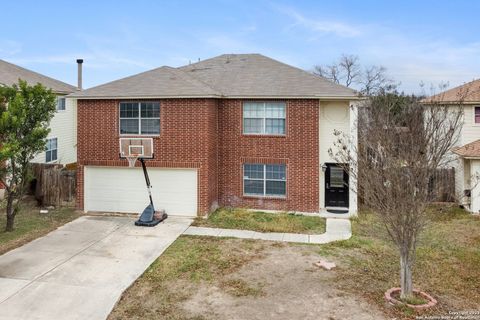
[31,97,77,164]
[318,100,352,212]
[460,105,480,145]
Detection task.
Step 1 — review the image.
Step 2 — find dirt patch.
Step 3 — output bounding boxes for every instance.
[181,244,385,320]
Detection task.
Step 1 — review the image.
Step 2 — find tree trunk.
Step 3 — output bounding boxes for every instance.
[400,252,413,299]
[5,195,15,232]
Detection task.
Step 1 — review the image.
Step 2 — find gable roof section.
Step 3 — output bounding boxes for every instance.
[179,54,357,98]
[71,54,358,99]
[452,139,480,158]
[70,66,221,98]
[425,79,480,104]
[0,59,77,94]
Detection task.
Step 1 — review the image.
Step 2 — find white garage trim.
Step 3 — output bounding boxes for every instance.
[84,166,198,217]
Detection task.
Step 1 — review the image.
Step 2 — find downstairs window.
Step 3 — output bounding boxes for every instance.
[243,163,286,197]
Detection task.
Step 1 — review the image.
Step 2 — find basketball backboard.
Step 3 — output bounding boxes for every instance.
[119,138,154,161]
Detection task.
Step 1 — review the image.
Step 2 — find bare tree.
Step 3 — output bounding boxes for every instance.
[313,54,395,95]
[329,91,464,299]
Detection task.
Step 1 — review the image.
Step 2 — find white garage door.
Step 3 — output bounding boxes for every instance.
[84,166,198,216]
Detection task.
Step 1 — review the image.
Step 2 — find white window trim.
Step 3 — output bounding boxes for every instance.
[45,137,58,163]
[242,101,286,136]
[473,106,480,126]
[56,96,66,112]
[119,102,161,136]
[243,164,287,198]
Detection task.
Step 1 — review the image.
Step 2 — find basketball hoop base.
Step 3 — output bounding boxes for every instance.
[135,207,168,227]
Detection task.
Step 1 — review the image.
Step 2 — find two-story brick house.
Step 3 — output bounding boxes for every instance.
[70,54,359,217]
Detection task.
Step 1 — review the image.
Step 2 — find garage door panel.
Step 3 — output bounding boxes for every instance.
[85,167,197,216]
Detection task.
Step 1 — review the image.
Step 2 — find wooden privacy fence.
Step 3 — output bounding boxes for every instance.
[31,163,76,207]
[358,167,456,205]
[428,168,455,202]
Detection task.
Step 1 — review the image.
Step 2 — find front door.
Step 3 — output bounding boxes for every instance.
[325,163,349,208]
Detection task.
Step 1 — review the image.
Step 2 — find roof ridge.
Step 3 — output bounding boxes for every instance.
[165,66,222,96]
[178,53,260,69]
[0,59,77,92]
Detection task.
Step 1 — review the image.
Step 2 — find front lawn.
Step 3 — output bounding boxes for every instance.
[0,197,80,254]
[317,205,480,319]
[192,208,326,234]
[110,205,480,320]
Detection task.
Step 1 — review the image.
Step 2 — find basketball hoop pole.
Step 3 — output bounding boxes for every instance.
[139,158,154,208]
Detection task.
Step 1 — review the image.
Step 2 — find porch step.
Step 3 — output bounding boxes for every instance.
[325,207,349,214]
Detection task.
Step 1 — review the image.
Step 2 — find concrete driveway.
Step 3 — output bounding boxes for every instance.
[0,215,192,320]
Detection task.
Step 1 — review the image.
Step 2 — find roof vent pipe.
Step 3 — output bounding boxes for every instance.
[76,59,83,90]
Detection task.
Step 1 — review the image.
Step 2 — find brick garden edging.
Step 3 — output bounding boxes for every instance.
[385,287,438,310]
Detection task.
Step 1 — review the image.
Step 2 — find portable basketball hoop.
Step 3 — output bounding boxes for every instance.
[119,138,167,227]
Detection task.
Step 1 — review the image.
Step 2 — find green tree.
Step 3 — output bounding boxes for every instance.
[0,80,57,231]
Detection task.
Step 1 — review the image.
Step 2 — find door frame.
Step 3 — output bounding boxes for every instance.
[324,162,349,208]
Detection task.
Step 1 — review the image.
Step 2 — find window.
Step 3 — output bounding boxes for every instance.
[120,102,160,135]
[56,97,66,111]
[243,164,286,197]
[475,106,480,124]
[243,102,286,135]
[46,138,57,162]
[329,167,345,188]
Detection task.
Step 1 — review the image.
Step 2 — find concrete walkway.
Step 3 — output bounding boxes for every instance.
[0,215,192,320]
[183,218,351,244]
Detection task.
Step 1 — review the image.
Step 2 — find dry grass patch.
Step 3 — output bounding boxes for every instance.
[192,208,326,234]
[219,279,265,297]
[108,236,267,320]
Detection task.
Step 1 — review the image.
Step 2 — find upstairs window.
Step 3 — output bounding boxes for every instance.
[46,138,58,162]
[120,102,160,135]
[243,102,286,135]
[475,106,480,124]
[56,97,66,111]
[243,163,286,197]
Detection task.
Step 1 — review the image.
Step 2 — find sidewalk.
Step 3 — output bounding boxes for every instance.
[183,218,351,244]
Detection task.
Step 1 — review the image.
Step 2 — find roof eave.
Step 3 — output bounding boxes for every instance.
[422,100,480,105]
[68,94,222,99]
[69,94,360,100]
[223,95,360,100]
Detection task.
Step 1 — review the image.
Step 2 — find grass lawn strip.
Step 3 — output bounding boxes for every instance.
[193,208,326,234]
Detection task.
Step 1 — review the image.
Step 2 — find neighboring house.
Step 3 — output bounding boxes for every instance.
[0,59,79,165]
[428,79,480,212]
[69,54,359,217]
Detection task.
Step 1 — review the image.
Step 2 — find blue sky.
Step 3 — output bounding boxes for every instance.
[1,0,479,93]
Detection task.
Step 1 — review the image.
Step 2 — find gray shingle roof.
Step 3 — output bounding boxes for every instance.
[0,59,77,94]
[70,66,221,98]
[180,54,357,98]
[71,54,358,99]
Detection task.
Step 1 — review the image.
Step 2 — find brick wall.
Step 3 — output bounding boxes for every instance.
[217,99,319,213]
[77,98,319,215]
[76,98,218,215]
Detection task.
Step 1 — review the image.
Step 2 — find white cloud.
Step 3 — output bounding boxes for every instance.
[0,40,22,56]
[277,6,363,38]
